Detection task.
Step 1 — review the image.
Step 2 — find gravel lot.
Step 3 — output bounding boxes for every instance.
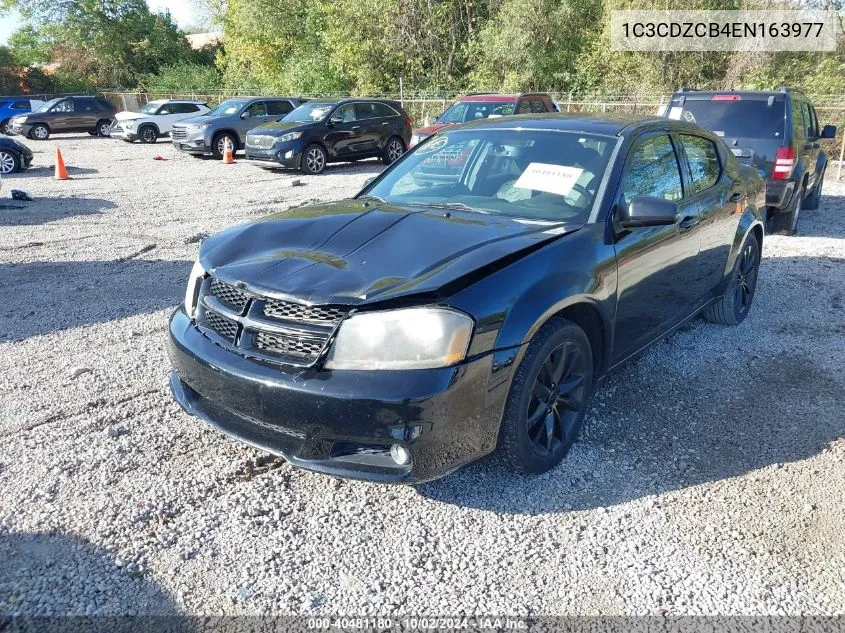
[1,134,843,618]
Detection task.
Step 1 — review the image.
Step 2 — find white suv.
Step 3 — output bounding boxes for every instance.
[110,99,210,143]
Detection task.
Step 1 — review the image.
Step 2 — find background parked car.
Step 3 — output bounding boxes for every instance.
[0,98,45,135]
[245,98,412,175]
[110,99,210,144]
[0,135,33,175]
[409,93,556,148]
[170,97,307,160]
[7,95,116,140]
[662,87,835,235]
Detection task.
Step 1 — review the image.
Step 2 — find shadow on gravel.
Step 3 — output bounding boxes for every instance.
[0,258,190,340]
[0,530,178,616]
[253,159,385,176]
[795,194,845,239]
[0,197,115,226]
[418,255,845,514]
[11,165,100,177]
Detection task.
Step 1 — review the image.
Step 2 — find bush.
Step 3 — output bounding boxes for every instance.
[139,63,222,93]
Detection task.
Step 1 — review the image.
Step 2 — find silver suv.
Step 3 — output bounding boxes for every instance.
[171,97,306,159]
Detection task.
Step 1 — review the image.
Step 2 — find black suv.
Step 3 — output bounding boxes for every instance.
[662,88,836,234]
[8,96,116,140]
[245,98,412,174]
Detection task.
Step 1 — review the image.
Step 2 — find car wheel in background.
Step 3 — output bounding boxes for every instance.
[772,186,803,235]
[382,136,405,165]
[803,168,825,211]
[139,125,158,144]
[703,230,760,326]
[0,119,10,135]
[500,317,593,474]
[300,144,327,175]
[30,124,50,140]
[0,150,20,174]
[96,120,113,137]
[212,133,237,160]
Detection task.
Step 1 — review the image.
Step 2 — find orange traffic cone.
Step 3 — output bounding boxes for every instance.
[54,147,70,180]
[222,139,235,164]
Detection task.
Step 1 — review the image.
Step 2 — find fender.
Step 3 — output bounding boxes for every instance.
[721,206,765,294]
[138,121,161,135]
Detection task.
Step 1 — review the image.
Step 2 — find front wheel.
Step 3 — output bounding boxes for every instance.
[0,149,20,174]
[500,318,594,474]
[30,124,50,140]
[382,136,405,165]
[300,144,327,175]
[703,231,760,326]
[212,133,237,160]
[139,125,158,144]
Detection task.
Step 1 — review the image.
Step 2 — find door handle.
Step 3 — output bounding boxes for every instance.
[728,192,743,202]
[679,216,699,231]
[351,126,360,130]
[382,122,390,125]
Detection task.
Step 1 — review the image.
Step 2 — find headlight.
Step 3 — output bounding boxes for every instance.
[184,260,207,319]
[277,131,303,143]
[187,123,210,131]
[325,307,473,370]
[12,116,26,123]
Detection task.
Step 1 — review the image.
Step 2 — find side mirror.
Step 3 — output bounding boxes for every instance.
[618,196,678,229]
[363,177,375,187]
[240,111,251,119]
[159,110,169,115]
[820,124,836,139]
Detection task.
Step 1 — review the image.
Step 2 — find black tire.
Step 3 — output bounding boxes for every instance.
[500,318,594,474]
[0,149,21,175]
[29,124,50,140]
[0,119,10,135]
[771,185,803,235]
[382,136,405,165]
[703,231,760,326]
[96,119,113,137]
[212,133,237,160]
[138,125,158,144]
[803,168,824,211]
[300,143,327,175]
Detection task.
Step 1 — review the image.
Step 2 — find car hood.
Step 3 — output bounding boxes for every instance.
[414,122,452,137]
[173,114,230,127]
[200,200,580,305]
[115,111,148,121]
[248,120,318,136]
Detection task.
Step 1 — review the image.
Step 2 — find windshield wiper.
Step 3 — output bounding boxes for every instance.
[358,195,386,203]
[409,202,487,213]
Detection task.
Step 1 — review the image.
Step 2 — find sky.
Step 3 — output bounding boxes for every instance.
[0,1,210,45]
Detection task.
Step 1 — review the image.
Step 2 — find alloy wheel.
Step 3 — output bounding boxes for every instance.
[141,127,156,143]
[33,126,48,140]
[387,139,404,162]
[99,122,111,136]
[734,241,758,317]
[526,342,587,455]
[216,136,232,156]
[306,147,326,173]
[0,151,15,174]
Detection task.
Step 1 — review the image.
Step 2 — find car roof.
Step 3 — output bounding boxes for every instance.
[151,99,207,104]
[447,113,717,138]
[456,93,551,103]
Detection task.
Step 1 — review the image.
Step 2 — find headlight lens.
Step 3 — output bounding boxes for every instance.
[187,123,210,131]
[184,260,207,319]
[277,131,303,143]
[325,307,473,370]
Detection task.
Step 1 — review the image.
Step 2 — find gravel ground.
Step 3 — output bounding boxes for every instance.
[0,134,843,618]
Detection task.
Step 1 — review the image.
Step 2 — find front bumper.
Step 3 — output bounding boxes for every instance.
[8,121,32,137]
[167,308,501,483]
[110,124,138,141]
[172,130,211,154]
[244,141,304,168]
[765,179,795,210]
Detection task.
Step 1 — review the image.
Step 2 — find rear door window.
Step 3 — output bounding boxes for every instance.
[516,101,532,114]
[622,134,684,202]
[12,101,31,110]
[372,102,398,118]
[267,100,293,116]
[679,135,721,193]
[355,103,379,119]
[671,99,785,139]
[791,101,806,142]
[529,100,548,113]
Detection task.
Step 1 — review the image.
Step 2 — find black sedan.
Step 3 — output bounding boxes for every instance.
[0,135,33,175]
[168,115,765,483]
[244,99,412,174]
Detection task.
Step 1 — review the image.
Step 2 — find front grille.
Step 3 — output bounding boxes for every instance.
[263,300,346,324]
[246,135,275,149]
[254,331,326,360]
[205,311,238,342]
[197,276,349,366]
[210,278,249,312]
[171,127,187,141]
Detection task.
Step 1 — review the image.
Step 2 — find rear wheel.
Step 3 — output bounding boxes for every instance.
[500,318,593,474]
[0,149,20,174]
[96,119,113,137]
[703,231,760,326]
[382,136,405,165]
[212,133,237,160]
[30,124,50,140]
[803,168,825,210]
[300,144,327,175]
[772,185,803,235]
[139,125,158,144]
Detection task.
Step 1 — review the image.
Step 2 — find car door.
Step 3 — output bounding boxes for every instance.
[611,131,704,362]
[677,133,739,293]
[155,103,181,133]
[74,98,100,131]
[48,99,75,131]
[236,101,271,140]
[324,104,362,158]
[353,102,385,155]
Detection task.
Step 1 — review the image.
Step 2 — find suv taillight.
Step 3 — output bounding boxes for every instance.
[773,146,794,180]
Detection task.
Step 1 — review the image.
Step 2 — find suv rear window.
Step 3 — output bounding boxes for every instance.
[668,99,785,139]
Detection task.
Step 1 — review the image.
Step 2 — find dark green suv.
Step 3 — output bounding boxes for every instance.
[662,88,836,235]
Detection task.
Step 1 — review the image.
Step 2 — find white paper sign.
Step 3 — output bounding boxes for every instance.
[513,163,584,197]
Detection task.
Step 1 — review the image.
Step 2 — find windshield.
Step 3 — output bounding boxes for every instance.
[668,99,786,139]
[437,101,515,124]
[206,99,247,117]
[284,102,335,122]
[35,98,60,113]
[140,102,162,114]
[365,130,613,222]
